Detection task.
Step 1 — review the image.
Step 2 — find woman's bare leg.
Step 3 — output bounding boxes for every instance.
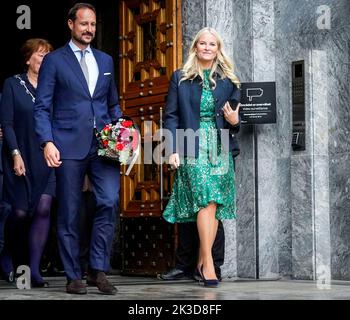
[197,202,218,280]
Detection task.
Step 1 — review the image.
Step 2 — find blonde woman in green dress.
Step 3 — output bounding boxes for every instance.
[163,27,241,287]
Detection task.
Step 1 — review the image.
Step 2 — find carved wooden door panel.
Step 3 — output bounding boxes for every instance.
[118,0,182,275]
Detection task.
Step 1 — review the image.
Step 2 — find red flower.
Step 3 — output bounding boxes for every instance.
[122,120,133,128]
[103,140,109,147]
[116,143,124,151]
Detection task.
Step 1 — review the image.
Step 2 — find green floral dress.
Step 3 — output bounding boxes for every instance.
[163,70,237,223]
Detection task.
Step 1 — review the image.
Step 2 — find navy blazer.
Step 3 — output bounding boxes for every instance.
[34,43,122,160]
[164,69,241,158]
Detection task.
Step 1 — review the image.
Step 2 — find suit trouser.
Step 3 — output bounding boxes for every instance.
[78,190,95,273]
[175,221,225,278]
[55,138,120,280]
[0,139,8,255]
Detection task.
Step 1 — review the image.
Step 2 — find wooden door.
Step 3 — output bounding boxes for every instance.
[118,0,182,275]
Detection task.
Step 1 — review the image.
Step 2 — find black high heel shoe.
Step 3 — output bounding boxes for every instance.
[198,266,219,288]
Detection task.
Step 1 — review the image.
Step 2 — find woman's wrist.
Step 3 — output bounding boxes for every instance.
[11,149,21,158]
[230,119,239,126]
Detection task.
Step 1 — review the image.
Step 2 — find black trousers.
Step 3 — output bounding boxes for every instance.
[175,221,225,278]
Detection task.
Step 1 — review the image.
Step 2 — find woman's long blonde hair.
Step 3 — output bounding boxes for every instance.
[180,27,240,88]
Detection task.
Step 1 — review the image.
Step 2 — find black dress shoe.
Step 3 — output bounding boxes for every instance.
[87,271,117,295]
[159,268,192,280]
[66,279,87,294]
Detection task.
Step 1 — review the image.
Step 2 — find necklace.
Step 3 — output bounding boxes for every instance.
[14,74,35,102]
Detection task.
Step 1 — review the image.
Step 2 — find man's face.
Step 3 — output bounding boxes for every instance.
[68,8,96,46]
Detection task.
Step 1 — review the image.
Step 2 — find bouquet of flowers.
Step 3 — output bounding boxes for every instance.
[96,116,140,173]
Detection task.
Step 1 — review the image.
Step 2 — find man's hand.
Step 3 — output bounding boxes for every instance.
[44,142,62,167]
[223,102,240,126]
[13,154,26,176]
[169,153,180,169]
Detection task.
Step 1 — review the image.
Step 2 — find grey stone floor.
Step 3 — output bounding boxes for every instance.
[0,276,350,300]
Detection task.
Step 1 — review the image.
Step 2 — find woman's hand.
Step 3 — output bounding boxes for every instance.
[13,154,26,176]
[222,102,240,126]
[169,153,180,169]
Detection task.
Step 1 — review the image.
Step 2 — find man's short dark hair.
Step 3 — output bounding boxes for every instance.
[67,3,96,21]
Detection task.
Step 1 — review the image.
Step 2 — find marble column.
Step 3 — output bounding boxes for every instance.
[182,0,206,55]
[229,0,256,279]
[252,0,287,279]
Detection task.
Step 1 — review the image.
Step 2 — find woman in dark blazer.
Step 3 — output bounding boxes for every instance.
[0,39,54,287]
[163,27,241,287]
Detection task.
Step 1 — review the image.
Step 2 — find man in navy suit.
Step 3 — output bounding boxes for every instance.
[34,3,122,295]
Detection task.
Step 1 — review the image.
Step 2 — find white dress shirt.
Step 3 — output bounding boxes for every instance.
[69,40,99,97]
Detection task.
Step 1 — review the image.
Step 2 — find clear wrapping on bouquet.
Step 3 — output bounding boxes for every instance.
[96,117,140,175]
